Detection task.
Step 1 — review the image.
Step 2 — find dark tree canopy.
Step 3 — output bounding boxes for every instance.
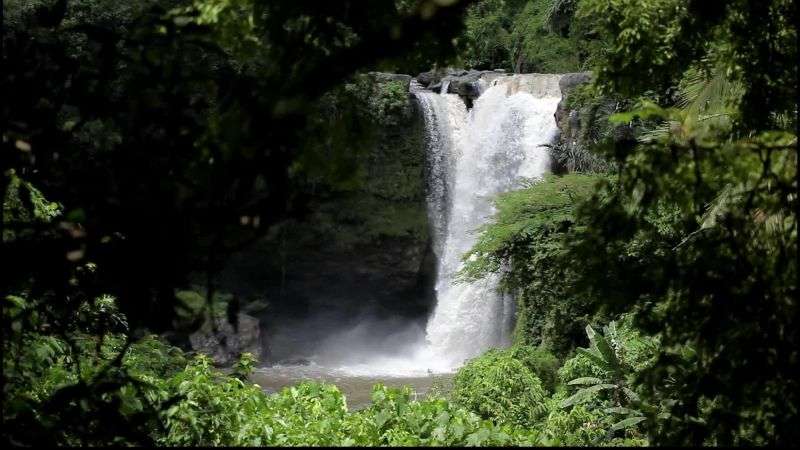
[2,0,797,446]
[2,0,474,331]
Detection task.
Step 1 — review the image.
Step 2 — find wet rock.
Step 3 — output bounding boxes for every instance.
[555,72,593,127]
[558,72,592,95]
[444,70,482,98]
[552,71,617,174]
[189,312,261,367]
[415,68,447,87]
[415,68,475,88]
[419,69,511,103]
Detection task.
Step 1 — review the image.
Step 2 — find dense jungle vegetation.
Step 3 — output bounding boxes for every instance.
[2,0,797,446]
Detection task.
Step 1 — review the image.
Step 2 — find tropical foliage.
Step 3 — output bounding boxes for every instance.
[459,0,797,446]
[451,349,548,427]
[459,173,610,355]
[459,0,599,72]
[3,0,797,446]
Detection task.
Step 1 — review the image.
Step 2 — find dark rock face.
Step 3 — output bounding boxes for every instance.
[555,71,593,127]
[189,313,261,366]
[553,71,624,174]
[558,71,592,92]
[217,74,434,363]
[554,72,593,171]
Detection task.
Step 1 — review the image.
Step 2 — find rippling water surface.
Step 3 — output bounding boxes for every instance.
[250,364,454,410]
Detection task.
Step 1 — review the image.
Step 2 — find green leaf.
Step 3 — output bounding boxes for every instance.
[604,406,642,415]
[622,387,640,403]
[374,409,391,429]
[592,332,621,375]
[560,384,617,408]
[608,101,665,124]
[5,294,26,307]
[610,416,646,431]
[585,324,597,341]
[567,377,603,386]
[577,347,609,370]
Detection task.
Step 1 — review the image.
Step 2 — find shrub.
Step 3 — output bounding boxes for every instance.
[451,349,548,427]
[156,365,542,446]
[539,392,649,446]
[510,345,561,393]
[123,335,187,379]
[558,349,609,385]
[348,384,540,446]
[540,401,606,446]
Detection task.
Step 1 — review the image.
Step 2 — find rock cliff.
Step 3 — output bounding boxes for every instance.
[216,73,434,362]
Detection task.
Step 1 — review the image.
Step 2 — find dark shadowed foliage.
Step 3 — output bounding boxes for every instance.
[1,0,475,444]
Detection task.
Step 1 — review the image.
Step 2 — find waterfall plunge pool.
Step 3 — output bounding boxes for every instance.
[250,363,455,411]
[250,323,460,410]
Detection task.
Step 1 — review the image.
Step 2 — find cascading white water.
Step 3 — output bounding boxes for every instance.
[414,74,563,369]
[412,83,466,257]
[258,75,564,379]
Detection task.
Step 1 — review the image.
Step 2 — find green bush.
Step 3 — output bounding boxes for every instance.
[123,335,187,379]
[510,345,561,393]
[347,384,540,446]
[540,401,606,446]
[451,349,548,427]
[156,358,354,446]
[558,350,609,386]
[4,290,652,447]
[156,361,542,446]
[537,392,649,446]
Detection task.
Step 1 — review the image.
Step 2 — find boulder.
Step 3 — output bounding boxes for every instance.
[189,312,261,366]
[558,72,592,95]
[415,67,472,88]
[444,70,482,98]
[555,72,593,127]
[420,69,511,104]
[415,68,445,87]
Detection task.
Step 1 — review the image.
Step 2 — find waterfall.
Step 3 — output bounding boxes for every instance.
[414,74,563,369]
[440,79,451,94]
[257,74,563,378]
[412,87,466,257]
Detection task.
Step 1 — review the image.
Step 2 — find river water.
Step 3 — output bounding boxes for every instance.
[250,364,454,410]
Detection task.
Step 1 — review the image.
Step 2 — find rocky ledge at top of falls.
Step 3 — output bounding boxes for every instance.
[412,68,593,103]
[365,68,592,104]
[415,68,508,99]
